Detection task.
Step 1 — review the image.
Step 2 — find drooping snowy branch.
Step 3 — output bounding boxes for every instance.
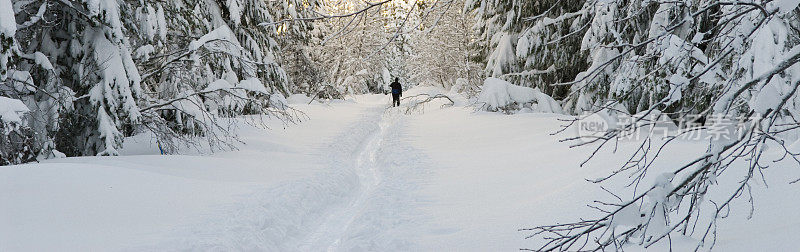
[509,0,800,250]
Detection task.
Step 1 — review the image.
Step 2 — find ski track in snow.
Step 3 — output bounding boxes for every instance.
[299,108,388,251]
[298,107,431,251]
[149,104,430,251]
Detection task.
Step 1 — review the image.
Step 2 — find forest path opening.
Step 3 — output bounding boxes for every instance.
[298,107,392,251]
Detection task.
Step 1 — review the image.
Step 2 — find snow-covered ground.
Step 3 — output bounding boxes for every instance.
[2,87,799,251]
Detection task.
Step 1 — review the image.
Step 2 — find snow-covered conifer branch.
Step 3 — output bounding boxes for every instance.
[508,0,800,250]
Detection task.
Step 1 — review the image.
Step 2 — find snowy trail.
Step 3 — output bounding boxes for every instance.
[299,108,390,251]
[4,91,800,251]
[141,102,426,251]
[186,106,393,251]
[293,105,431,251]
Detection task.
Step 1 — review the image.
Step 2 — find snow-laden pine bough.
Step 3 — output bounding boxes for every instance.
[519,0,800,251]
[137,86,305,154]
[135,27,306,154]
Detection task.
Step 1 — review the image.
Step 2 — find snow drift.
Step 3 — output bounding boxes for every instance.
[477,77,563,114]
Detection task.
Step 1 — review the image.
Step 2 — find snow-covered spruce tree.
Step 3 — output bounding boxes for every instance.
[519,0,800,250]
[266,0,327,96]
[0,0,309,160]
[0,0,31,164]
[465,0,591,99]
[0,7,39,164]
[2,0,140,157]
[279,31,326,96]
[129,0,302,153]
[560,0,721,115]
[2,0,71,160]
[132,0,293,99]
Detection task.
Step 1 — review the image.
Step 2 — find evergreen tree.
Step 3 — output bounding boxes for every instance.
[465,0,591,99]
[1,0,307,158]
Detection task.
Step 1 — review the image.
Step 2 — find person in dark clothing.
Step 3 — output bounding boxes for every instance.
[390,77,402,107]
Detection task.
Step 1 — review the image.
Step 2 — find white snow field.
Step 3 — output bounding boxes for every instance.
[2,87,799,251]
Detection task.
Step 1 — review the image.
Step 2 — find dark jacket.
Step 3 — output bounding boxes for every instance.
[390,81,402,96]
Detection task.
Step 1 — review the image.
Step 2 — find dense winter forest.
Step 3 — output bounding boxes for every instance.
[2,0,800,250]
